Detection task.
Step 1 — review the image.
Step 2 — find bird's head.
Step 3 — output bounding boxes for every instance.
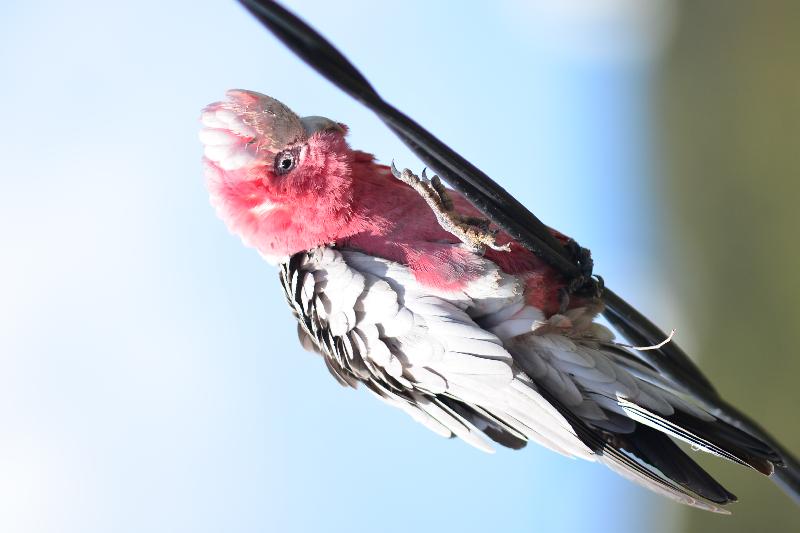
[200,89,358,261]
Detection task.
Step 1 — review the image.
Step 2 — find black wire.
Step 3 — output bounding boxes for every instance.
[236,0,582,276]
[237,0,719,393]
[235,0,800,503]
[235,0,715,392]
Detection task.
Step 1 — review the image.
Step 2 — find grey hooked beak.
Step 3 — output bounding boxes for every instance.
[300,115,345,136]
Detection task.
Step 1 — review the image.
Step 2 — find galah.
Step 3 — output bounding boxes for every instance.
[199,89,795,512]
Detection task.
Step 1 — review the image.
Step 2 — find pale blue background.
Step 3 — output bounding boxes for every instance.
[0,1,682,532]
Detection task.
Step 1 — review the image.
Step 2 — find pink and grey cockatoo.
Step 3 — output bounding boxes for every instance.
[199,89,789,512]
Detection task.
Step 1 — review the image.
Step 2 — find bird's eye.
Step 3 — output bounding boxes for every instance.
[274,148,298,175]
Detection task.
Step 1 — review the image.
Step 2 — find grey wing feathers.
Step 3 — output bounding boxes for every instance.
[279,247,782,511]
[280,248,593,459]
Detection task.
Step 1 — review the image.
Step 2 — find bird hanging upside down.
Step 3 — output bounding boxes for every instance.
[199,88,795,513]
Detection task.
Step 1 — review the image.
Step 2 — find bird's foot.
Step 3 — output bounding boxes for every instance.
[556,239,602,312]
[391,163,511,254]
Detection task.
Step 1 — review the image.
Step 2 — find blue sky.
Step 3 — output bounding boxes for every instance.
[0,1,683,532]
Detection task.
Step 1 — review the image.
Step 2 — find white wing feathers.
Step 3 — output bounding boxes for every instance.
[278,247,773,511]
[280,247,752,511]
[282,247,594,459]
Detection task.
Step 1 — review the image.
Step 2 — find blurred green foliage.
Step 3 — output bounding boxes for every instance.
[660,1,800,530]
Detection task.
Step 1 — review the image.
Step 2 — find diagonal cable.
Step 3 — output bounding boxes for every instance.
[236,0,800,502]
[236,0,715,397]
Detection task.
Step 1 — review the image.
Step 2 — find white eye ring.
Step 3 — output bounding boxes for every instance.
[274,148,298,175]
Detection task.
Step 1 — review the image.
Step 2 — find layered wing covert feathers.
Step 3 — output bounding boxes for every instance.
[279,246,778,512]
